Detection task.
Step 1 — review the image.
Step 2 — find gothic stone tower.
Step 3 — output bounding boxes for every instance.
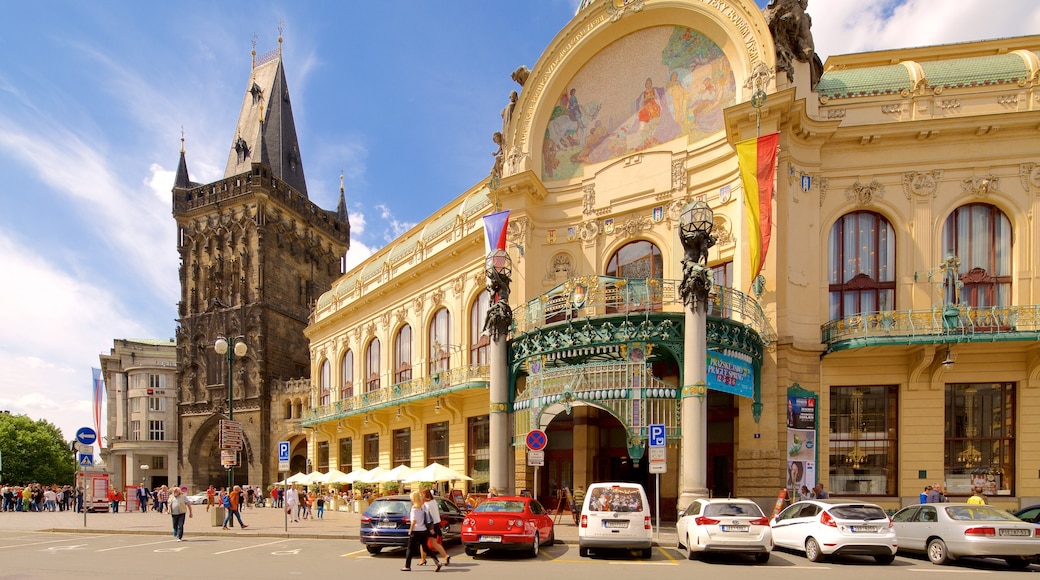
[172,43,350,490]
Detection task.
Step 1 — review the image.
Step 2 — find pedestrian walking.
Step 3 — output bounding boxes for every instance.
[221,485,248,530]
[402,490,440,572]
[137,484,150,513]
[285,486,299,522]
[169,487,193,541]
[421,488,450,566]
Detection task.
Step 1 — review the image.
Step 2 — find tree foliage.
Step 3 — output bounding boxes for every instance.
[0,413,77,485]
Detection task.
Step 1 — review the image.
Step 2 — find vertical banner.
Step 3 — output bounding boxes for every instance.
[786,393,817,500]
[737,132,780,282]
[482,210,510,254]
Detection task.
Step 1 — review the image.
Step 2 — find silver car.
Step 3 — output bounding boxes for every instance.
[892,503,1040,568]
[676,498,772,562]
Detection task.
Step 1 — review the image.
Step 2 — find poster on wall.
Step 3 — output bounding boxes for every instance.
[787,394,817,498]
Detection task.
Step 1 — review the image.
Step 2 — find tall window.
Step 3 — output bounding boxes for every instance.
[148,374,165,389]
[394,325,412,384]
[366,338,381,392]
[284,400,293,420]
[339,437,353,473]
[470,293,490,365]
[148,397,165,412]
[945,383,1014,496]
[151,456,165,469]
[131,420,141,441]
[942,203,1012,308]
[429,308,451,374]
[605,240,663,313]
[427,421,449,466]
[828,211,895,319]
[320,360,331,406]
[363,433,379,470]
[828,386,898,496]
[341,350,354,400]
[468,415,490,492]
[710,261,733,289]
[148,420,165,441]
[392,428,411,467]
[317,441,330,472]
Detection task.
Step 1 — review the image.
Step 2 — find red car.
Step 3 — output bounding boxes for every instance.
[461,496,555,557]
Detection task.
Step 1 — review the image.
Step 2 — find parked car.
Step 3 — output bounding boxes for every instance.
[185,492,208,505]
[892,503,1040,568]
[578,482,653,558]
[770,500,896,563]
[461,496,554,557]
[359,494,465,554]
[1013,504,1040,524]
[676,497,772,562]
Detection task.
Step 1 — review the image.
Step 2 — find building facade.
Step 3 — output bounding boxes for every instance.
[99,339,178,491]
[302,0,1040,517]
[172,39,350,491]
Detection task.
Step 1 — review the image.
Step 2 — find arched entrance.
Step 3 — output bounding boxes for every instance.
[188,415,253,489]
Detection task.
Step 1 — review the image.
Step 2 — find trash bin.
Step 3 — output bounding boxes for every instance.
[211,506,225,527]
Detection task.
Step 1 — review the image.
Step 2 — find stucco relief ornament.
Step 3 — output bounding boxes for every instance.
[845,179,885,207]
[506,146,526,175]
[672,159,687,193]
[605,0,645,22]
[413,295,425,315]
[962,175,999,197]
[902,170,943,199]
[1019,163,1040,192]
[582,184,596,215]
[666,199,688,223]
[452,274,465,296]
[578,220,601,242]
[615,215,652,238]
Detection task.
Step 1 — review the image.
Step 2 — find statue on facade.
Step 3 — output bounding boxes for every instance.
[764,0,824,87]
[484,254,513,341]
[501,90,518,137]
[511,65,530,87]
[490,132,505,189]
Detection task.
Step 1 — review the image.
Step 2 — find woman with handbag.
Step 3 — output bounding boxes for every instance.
[402,490,440,572]
[420,488,450,566]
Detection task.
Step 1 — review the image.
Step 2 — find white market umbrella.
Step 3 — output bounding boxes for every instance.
[373,464,418,484]
[302,470,325,484]
[284,471,309,484]
[354,466,389,485]
[342,467,371,484]
[320,468,350,484]
[404,462,473,483]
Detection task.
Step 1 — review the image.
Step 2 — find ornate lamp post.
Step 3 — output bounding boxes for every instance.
[677,201,715,512]
[215,336,247,490]
[484,248,513,494]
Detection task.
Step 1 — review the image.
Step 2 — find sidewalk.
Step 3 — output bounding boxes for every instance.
[0,505,678,546]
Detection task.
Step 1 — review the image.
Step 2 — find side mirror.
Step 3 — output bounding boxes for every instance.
[678,510,686,518]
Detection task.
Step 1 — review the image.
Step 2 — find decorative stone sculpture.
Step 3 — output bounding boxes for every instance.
[764,0,823,86]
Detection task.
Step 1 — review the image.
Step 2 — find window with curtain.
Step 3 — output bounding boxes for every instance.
[429,308,451,374]
[828,211,896,319]
[828,386,898,496]
[944,383,1014,497]
[394,325,412,384]
[392,428,411,467]
[341,350,354,400]
[941,203,1012,308]
[605,240,663,314]
[366,338,381,392]
[320,359,331,406]
[339,437,353,473]
[363,433,379,470]
[427,421,449,466]
[468,415,490,492]
[470,292,490,365]
[710,261,733,288]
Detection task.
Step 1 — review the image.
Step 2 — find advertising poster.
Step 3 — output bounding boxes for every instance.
[787,394,817,498]
[706,350,754,398]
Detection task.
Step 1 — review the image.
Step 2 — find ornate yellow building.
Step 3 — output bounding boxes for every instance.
[304,0,1040,516]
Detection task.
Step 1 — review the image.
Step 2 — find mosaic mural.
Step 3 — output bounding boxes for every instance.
[541,26,736,181]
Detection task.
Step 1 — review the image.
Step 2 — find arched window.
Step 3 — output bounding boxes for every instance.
[294,399,303,419]
[605,240,663,313]
[284,400,292,420]
[341,350,354,400]
[942,203,1012,308]
[366,338,381,392]
[470,292,490,365]
[827,211,895,319]
[394,325,412,384]
[320,360,331,406]
[429,308,451,374]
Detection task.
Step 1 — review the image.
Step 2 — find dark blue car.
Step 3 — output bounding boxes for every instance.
[360,494,465,554]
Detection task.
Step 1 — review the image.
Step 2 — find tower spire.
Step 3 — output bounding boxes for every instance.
[174,129,193,190]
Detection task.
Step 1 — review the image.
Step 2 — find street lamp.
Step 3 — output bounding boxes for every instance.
[215,335,247,490]
[677,200,715,513]
[484,246,513,495]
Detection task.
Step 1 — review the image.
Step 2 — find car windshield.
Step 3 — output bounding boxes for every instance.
[586,487,643,512]
[368,500,411,516]
[704,502,763,518]
[474,500,525,513]
[945,506,1023,522]
[829,505,888,521]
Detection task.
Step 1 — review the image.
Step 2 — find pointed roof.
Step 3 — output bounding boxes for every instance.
[336,172,350,223]
[173,135,198,190]
[224,48,308,197]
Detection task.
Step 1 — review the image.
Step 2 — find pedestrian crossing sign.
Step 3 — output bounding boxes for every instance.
[78,453,94,467]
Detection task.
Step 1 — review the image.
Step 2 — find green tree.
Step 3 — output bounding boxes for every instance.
[0,413,77,485]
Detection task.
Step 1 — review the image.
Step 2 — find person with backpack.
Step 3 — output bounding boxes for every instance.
[221,485,248,530]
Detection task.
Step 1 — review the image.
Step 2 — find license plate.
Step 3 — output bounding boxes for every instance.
[377,522,397,529]
[721,525,749,532]
[999,529,1031,537]
[850,526,878,533]
[604,521,629,529]
[480,535,502,543]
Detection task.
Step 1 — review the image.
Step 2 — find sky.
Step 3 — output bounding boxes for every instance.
[1,0,1038,447]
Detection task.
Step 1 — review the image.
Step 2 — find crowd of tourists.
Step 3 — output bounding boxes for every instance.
[1,484,80,512]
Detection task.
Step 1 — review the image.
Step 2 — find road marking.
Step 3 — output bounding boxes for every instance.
[0,535,107,550]
[909,569,994,574]
[608,561,678,566]
[154,547,188,552]
[341,548,371,557]
[97,538,177,552]
[657,546,678,563]
[43,545,88,551]
[213,539,290,555]
[272,548,301,556]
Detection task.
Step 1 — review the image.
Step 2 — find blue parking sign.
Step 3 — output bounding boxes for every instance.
[278,441,290,462]
[649,424,666,447]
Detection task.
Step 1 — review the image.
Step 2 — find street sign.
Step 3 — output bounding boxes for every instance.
[649,424,666,447]
[221,450,238,468]
[78,454,94,468]
[78,445,94,455]
[527,450,545,467]
[526,429,547,451]
[278,441,290,472]
[648,447,666,474]
[76,427,97,446]
[220,420,244,450]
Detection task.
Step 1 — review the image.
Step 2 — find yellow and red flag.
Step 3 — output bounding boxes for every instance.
[737,132,779,282]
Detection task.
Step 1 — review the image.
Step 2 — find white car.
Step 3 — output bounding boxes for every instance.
[770,500,897,563]
[676,498,772,562]
[578,482,653,558]
[185,492,208,505]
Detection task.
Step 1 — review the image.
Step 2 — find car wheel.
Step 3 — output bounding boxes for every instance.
[579,546,589,558]
[529,533,540,558]
[365,545,382,555]
[1005,557,1031,569]
[754,552,770,564]
[548,529,555,546]
[464,546,477,557]
[927,538,950,565]
[686,534,697,560]
[805,537,824,562]
[641,547,652,559]
[874,554,895,564]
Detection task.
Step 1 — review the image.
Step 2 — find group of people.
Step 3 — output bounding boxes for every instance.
[402,488,450,572]
[796,483,830,500]
[1,484,79,512]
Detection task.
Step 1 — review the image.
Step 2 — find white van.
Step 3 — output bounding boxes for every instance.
[578,482,653,558]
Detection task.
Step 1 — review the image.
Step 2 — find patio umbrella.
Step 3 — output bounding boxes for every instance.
[354,466,389,485]
[321,468,350,484]
[284,471,309,484]
[372,464,418,484]
[342,467,370,483]
[403,462,473,483]
[302,471,325,484]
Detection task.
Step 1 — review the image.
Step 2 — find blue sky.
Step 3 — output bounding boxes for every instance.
[1,0,1038,445]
